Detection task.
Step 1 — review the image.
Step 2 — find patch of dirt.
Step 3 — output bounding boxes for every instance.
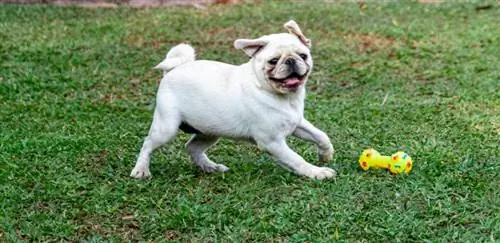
[205,26,236,38]
[165,230,181,240]
[344,33,398,53]
[32,202,51,211]
[79,149,110,176]
[73,209,141,240]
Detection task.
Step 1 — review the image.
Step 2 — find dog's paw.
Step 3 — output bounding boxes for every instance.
[197,162,229,173]
[318,144,334,162]
[130,166,151,179]
[306,166,337,180]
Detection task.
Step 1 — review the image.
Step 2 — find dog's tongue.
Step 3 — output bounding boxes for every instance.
[284,77,301,87]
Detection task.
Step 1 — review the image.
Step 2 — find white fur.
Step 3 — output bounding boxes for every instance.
[131,21,335,180]
[154,43,195,71]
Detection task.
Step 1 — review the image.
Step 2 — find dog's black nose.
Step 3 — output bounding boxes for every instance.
[285,58,296,66]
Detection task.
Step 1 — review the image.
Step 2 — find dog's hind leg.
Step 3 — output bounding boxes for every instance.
[130,107,180,179]
[186,134,229,173]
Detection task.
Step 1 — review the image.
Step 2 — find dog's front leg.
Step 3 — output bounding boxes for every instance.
[257,138,336,179]
[293,118,334,162]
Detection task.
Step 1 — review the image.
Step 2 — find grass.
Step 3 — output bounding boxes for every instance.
[0,1,499,241]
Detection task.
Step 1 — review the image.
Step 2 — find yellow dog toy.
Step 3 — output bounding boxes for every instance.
[358,148,413,174]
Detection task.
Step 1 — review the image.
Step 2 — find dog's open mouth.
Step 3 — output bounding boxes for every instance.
[269,73,306,89]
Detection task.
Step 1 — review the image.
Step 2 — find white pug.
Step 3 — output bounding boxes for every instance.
[130,20,336,180]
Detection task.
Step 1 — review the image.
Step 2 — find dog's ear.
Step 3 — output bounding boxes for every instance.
[234,38,268,57]
[284,20,311,48]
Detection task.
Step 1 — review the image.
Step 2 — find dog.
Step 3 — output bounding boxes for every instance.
[130,20,336,180]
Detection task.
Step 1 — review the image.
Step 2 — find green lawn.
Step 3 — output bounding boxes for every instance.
[1,1,499,241]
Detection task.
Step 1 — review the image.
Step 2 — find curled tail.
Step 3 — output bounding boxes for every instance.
[154,44,195,72]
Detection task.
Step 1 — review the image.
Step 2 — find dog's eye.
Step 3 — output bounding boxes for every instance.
[299,54,308,60]
[268,58,279,65]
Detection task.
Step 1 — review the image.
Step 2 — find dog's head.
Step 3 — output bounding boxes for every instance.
[234,20,312,94]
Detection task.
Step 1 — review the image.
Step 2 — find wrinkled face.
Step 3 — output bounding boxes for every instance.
[251,33,313,94]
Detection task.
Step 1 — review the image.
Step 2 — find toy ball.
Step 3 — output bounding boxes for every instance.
[358,148,413,174]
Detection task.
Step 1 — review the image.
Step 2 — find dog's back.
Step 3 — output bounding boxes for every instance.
[154,45,248,137]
